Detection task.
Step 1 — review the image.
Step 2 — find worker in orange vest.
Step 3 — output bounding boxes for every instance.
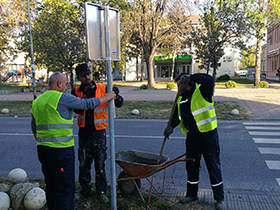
[71,63,123,202]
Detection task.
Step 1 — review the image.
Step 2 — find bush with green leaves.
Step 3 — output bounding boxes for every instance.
[217,74,230,81]
[257,81,269,88]
[140,84,149,90]
[225,80,237,88]
[166,82,177,89]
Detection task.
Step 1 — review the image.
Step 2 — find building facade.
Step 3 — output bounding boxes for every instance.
[266,21,280,81]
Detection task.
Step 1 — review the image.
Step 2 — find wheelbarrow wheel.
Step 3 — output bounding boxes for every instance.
[117,171,141,194]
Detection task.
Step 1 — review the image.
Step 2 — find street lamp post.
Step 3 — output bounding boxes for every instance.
[27,0,36,99]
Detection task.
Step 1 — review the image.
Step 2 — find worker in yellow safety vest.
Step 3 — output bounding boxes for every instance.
[31,72,116,209]
[163,73,225,210]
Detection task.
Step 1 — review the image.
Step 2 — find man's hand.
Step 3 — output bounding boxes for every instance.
[99,91,116,105]
[164,127,173,138]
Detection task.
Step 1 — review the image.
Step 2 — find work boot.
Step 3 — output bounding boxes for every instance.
[180,196,198,204]
[216,201,226,210]
[99,191,109,203]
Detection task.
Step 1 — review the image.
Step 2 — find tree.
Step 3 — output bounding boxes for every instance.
[159,0,192,80]
[132,0,170,88]
[118,1,144,81]
[191,7,225,77]
[219,0,280,86]
[0,0,27,71]
[18,0,86,88]
[191,0,249,78]
[240,47,256,70]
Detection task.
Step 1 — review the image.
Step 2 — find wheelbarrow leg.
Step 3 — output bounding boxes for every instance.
[161,169,166,193]
[148,175,154,203]
[133,179,145,202]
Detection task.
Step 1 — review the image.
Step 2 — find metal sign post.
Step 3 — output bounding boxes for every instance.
[104,5,117,210]
[85,3,120,210]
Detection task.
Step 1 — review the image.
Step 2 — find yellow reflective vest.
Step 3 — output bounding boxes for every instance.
[31,90,74,148]
[177,87,217,134]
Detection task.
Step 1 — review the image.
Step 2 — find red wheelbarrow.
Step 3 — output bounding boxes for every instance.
[115,150,192,203]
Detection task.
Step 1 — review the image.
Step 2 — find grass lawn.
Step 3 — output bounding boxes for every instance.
[0,100,249,120]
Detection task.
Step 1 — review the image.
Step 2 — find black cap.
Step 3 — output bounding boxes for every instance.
[75,64,91,76]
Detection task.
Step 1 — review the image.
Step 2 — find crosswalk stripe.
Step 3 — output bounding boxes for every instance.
[254,138,280,144]
[245,126,280,130]
[265,160,280,170]
[243,122,280,126]
[259,147,280,155]
[245,123,280,188]
[248,131,280,136]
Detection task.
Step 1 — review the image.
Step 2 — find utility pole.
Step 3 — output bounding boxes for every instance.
[27,0,37,99]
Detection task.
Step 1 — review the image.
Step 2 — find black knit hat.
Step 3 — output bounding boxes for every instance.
[75,64,91,76]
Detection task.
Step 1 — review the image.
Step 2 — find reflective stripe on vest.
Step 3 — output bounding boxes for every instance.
[191,87,217,133]
[31,90,74,148]
[177,96,188,134]
[36,124,73,130]
[37,136,73,143]
[75,84,108,130]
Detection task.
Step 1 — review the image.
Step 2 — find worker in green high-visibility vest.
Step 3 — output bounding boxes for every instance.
[164,73,225,210]
[31,72,116,210]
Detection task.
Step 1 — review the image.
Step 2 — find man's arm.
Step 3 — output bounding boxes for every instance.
[71,88,84,114]
[62,91,116,110]
[190,73,215,103]
[31,115,37,140]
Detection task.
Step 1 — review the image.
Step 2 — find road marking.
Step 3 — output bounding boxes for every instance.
[113,135,185,139]
[248,131,280,136]
[243,122,280,126]
[245,123,280,187]
[0,133,185,140]
[245,126,280,130]
[266,161,280,170]
[253,138,280,144]
[258,147,280,155]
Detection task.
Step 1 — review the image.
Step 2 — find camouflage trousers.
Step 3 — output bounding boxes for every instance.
[78,128,107,195]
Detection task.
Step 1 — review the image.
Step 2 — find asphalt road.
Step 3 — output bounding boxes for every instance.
[0,117,280,194]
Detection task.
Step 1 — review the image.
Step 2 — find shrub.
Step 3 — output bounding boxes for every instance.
[217,74,230,81]
[257,81,269,88]
[225,80,237,88]
[140,84,149,90]
[166,82,177,89]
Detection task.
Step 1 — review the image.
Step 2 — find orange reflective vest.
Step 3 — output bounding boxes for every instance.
[75,83,108,130]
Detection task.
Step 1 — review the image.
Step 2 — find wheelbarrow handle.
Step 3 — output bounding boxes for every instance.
[159,135,168,158]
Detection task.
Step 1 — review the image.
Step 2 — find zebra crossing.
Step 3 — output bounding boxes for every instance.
[243,121,280,186]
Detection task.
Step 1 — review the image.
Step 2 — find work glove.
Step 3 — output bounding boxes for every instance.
[164,127,173,138]
[113,86,119,95]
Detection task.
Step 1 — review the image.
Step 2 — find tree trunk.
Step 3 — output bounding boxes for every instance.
[70,65,74,89]
[254,37,261,86]
[147,54,155,88]
[171,49,177,81]
[140,50,145,82]
[136,55,139,81]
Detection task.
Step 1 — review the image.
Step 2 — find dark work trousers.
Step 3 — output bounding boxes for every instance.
[185,129,224,202]
[37,145,75,210]
[78,128,107,195]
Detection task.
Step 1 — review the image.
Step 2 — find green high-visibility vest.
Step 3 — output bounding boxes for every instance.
[31,90,74,148]
[177,87,217,134]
